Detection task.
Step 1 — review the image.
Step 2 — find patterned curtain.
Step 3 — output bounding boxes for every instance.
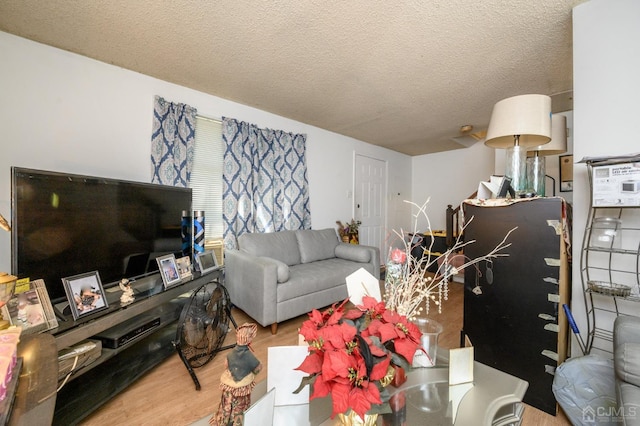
[222,117,311,249]
[150,96,197,187]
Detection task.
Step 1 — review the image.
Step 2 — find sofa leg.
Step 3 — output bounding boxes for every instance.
[271,323,278,335]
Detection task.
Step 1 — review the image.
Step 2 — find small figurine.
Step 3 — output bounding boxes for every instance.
[210,323,262,426]
[119,278,135,305]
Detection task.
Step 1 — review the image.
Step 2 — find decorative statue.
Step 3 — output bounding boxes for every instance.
[210,323,262,426]
[119,278,135,305]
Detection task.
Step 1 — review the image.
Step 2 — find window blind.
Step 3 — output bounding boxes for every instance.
[191,116,224,240]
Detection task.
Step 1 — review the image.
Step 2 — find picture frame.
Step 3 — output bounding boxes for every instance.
[195,250,219,274]
[156,254,182,288]
[175,255,193,280]
[3,279,59,334]
[559,154,573,192]
[62,271,109,320]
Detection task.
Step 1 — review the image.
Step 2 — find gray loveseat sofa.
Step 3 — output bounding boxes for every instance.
[225,228,380,334]
[614,315,640,425]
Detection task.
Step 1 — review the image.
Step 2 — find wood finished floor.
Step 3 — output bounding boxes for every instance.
[80,281,570,426]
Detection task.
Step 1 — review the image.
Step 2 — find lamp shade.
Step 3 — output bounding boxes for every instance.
[484,94,552,148]
[527,114,567,156]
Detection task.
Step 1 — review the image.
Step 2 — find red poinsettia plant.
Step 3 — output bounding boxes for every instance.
[294,296,422,420]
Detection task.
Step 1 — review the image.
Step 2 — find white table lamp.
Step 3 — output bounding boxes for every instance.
[485,94,552,194]
[526,114,568,196]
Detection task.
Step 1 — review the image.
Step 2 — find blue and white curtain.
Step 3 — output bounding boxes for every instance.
[222,117,311,249]
[150,96,197,187]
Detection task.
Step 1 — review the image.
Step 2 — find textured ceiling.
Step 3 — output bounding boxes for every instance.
[0,0,583,156]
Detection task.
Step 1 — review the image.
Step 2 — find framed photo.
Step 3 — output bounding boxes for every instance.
[62,271,108,320]
[175,256,193,280]
[156,254,182,288]
[3,279,59,334]
[559,154,573,192]
[195,250,219,274]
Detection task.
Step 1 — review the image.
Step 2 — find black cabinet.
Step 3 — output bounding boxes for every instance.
[462,198,570,415]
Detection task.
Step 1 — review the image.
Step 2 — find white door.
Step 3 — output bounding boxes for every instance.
[354,154,386,262]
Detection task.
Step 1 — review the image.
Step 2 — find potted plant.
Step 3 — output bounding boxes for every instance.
[337,219,362,244]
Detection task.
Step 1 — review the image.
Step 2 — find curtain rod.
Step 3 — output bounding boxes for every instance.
[196,114,222,124]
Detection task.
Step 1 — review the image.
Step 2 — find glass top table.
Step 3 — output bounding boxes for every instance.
[307,361,528,426]
[241,355,529,426]
[375,362,528,426]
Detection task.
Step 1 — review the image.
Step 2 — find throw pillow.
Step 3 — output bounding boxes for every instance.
[238,230,301,266]
[296,228,339,264]
[259,257,290,283]
[335,244,371,263]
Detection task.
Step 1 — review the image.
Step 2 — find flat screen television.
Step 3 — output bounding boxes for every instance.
[11,167,192,304]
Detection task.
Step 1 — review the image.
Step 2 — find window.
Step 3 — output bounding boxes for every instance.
[191,116,224,241]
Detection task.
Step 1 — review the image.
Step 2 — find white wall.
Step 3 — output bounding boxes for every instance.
[571,0,640,351]
[0,31,413,273]
[412,142,495,231]
[548,111,574,204]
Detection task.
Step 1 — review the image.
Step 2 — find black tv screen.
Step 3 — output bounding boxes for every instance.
[11,167,192,304]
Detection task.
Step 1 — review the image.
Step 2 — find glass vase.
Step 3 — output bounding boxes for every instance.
[411,317,443,367]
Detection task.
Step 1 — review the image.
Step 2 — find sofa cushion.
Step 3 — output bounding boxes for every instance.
[296,228,340,264]
[238,230,301,266]
[335,243,371,263]
[278,258,370,302]
[552,354,616,426]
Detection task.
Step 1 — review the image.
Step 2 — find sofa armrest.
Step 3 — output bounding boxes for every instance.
[614,316,640,387]
[335,243,380,278]
[224,249,279,328]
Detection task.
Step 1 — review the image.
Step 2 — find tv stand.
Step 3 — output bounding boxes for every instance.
[51,269,223,425]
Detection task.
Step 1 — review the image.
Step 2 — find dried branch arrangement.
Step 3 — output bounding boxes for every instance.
[384,199,516,320]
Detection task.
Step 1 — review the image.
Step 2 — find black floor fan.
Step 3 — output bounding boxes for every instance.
[174,278,237,390]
